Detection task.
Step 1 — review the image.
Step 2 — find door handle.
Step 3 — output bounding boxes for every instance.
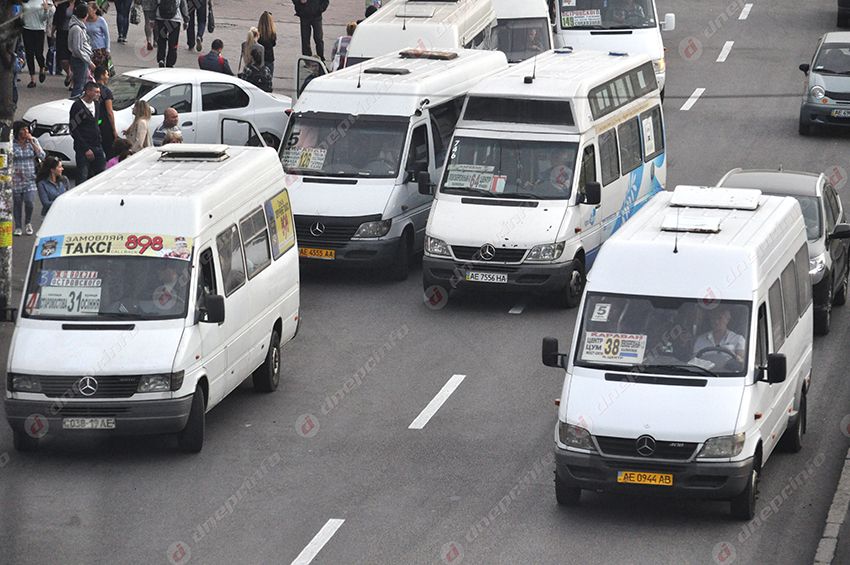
[182,121,193,127]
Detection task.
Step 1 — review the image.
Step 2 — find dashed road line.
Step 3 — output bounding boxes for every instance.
[739,3,753,19]
[814,449,850,565]
[509,300,526,315]
[291,519,345,565]
[717,41,734,63]
[680,88,706,111]
[409,374,466,430]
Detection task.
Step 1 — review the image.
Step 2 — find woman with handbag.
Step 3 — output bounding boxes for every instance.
[140,0,157,51]
[11,122,46,237]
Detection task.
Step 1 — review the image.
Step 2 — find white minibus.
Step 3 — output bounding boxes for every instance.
[281,48,509,280]
[422,49,666,307]
[491,0,554,63]
[554,0,675,95]
[6,145,300,453]
[542,186,813,520]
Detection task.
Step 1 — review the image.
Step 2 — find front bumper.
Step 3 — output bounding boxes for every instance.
[5,396,193,436]
[298,237,400,266]
[555,446,754,499]
[422,255,573,293]
[800,101,850,128]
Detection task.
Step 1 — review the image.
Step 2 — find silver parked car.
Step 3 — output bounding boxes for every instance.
[798,32,850,135]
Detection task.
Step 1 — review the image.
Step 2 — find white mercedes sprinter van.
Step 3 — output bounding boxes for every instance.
[281,48,509,280]
[542,186,813,520]
[422,49,666,307]
[554,0,675,95]
[6,145,300,453]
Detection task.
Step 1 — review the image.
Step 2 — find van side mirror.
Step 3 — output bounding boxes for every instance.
[582,182,601,206]
[417,171,433,195]
[799,63,810,74]
[542,337,564,368]
[661,13,676,31]
[765,353,786,384]
[829,223,850,240]
[200,294,225,324]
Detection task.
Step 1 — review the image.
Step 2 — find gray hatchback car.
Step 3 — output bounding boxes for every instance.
[719,169,850,335]
[798,32,850,135]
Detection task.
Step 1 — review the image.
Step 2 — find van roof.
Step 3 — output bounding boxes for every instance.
[295,48,508,116]
[589,186,806,300]
[491,0,550,19]
[41,145,283,239]
[718,169,823,197]
[349,0,496,59]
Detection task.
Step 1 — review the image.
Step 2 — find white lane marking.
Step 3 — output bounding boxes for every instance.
[814,449,850,565]
[716,41,734,63]
[680,88,706,111]
[509,300,526,315]
[739,3,753,19]
[409,374,466,429]
[291,519,345,565]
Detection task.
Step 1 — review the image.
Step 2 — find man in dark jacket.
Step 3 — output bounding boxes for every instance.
[69,81,106,184]
[293,0,329,60]
[198,39,233,75]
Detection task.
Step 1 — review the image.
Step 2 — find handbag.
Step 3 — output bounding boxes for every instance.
[107,56,116,77]
[207,1,215,33]
[130,2,142,25]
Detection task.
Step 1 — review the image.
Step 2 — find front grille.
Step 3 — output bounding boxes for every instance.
[596,436,698,460]
[54,405,132,417]
[452,246,527,263]
[38,375,141,398]
[294,216,362,246]
[826,90,850,101]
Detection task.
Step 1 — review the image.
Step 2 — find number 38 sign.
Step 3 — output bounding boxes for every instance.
[582,332,648,364]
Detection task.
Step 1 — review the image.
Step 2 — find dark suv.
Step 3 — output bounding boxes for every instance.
[719,169,850,335]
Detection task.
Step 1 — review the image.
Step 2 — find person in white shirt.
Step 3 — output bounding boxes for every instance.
[693,308,746,364]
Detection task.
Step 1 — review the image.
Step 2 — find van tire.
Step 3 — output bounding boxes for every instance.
[178,388,205,453]
[556,260,586,309]
[389,233,412,282]
[834,263,848,306]
[730,464,759,520]
[555,473,581,506]
[779,393,805,453]
[13,429,39,452]
[253,330,281,393]
[815,297,832,336]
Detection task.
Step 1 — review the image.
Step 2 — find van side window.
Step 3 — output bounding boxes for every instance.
[641,106,664,161]
[578,144,596,199]
[756,303,769,367]
[617,118,642,174]
[824,191,837,232]
[599,129,619,186]
[406,125,430,174]
[795,244,812,312]
[780,261,799,335]
[197,247,217,301]
[215,225,247,296]
[240,208,272,279]
[430,99,462,167]
[768,280,785,350]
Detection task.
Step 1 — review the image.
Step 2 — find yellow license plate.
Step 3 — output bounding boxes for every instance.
[299,247,336,260]
[617,471,673,486]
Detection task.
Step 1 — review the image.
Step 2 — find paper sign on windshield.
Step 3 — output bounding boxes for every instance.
[25,287,102,317]
[562,9,602,27]
[582,332,647,364]
[282,147,327,170]
[35,234,193,261]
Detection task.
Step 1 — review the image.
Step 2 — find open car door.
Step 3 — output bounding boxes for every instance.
[219,116,269,148]
[295,56,329,99]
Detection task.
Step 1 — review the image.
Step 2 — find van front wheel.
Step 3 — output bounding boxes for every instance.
[389,234,412,282]
[556,261,586,309]
[253,330,281,393]
[779,393,805,453]
[730,465,759,520]
[555,473,581,506]
[178,388,205,453]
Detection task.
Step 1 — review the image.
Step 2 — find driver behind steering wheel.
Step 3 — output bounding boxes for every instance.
[693,308,745,367]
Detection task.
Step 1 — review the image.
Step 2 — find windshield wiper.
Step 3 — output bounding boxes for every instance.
[286,167,330,177]
[496,192,548,200]
[96,312,147,320]
[633,363,719,378]
[568,25,607,30]
[442,187,494,197]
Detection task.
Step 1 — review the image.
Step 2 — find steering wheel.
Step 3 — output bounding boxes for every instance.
[695,346,743,371]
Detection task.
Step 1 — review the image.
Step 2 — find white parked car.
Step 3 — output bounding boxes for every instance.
[23,68,291,167]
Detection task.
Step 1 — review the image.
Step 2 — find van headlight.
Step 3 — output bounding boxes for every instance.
[697,433,745,458]
[527,242,565,262]
[137,371,184,393]
[809,253,826,277]
[653,58,666,75]
[558,421,597,452]
[353,220,392,239]
[810,86,826,101]
[50,123,70,136]
[7,373,42,392]
[425,235,450,257]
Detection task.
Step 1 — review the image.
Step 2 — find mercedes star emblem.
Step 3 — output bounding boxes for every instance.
[77,376,98,397]
[479,243,496,261]
[635,435,656,457]
[310,222,326,237]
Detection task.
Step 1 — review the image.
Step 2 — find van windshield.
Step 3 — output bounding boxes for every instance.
[574,292,752,377]
[23,234,193,321]
[559,0,657,30]
[440,137,578,200]
[494,18,551,63]
[280,114,408,179]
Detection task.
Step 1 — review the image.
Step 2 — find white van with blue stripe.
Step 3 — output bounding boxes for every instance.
[422,49,666,307]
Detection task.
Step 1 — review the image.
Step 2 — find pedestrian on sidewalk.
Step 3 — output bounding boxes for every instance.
[198,38,233,75]
[11,122,45,237]
[54,0,78,88]
[36,157,70,216]
[140,0,157,51]
[293,0,329,61]
[20,0,52,89]
[69,81,106,184]
[239,49,272,92]
[331,20,355,71]
[155,0,188,68]
[257,10,276,75]
[85,1,110,71]
[113,0,132,42]
[68,1,94,97]
[238,27,263,74]
[94,65,118,158]
[124,99,153,152]
[186,0,207,52]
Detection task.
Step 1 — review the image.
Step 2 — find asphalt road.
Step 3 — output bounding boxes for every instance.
[3,0,850,564]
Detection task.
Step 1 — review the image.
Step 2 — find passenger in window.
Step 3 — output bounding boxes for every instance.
[149,263,187,314]
[152,107,181,146]
[524,147,574,197]
[612,0,646,25]
[693,308,745,365]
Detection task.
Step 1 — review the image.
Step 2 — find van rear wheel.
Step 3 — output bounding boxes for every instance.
[253,330,281,393]
[178,388,205,453]
[555,472,581,506]
[815,288,832,336]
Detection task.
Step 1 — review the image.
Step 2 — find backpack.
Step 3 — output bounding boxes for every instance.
[158,0,177,20]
